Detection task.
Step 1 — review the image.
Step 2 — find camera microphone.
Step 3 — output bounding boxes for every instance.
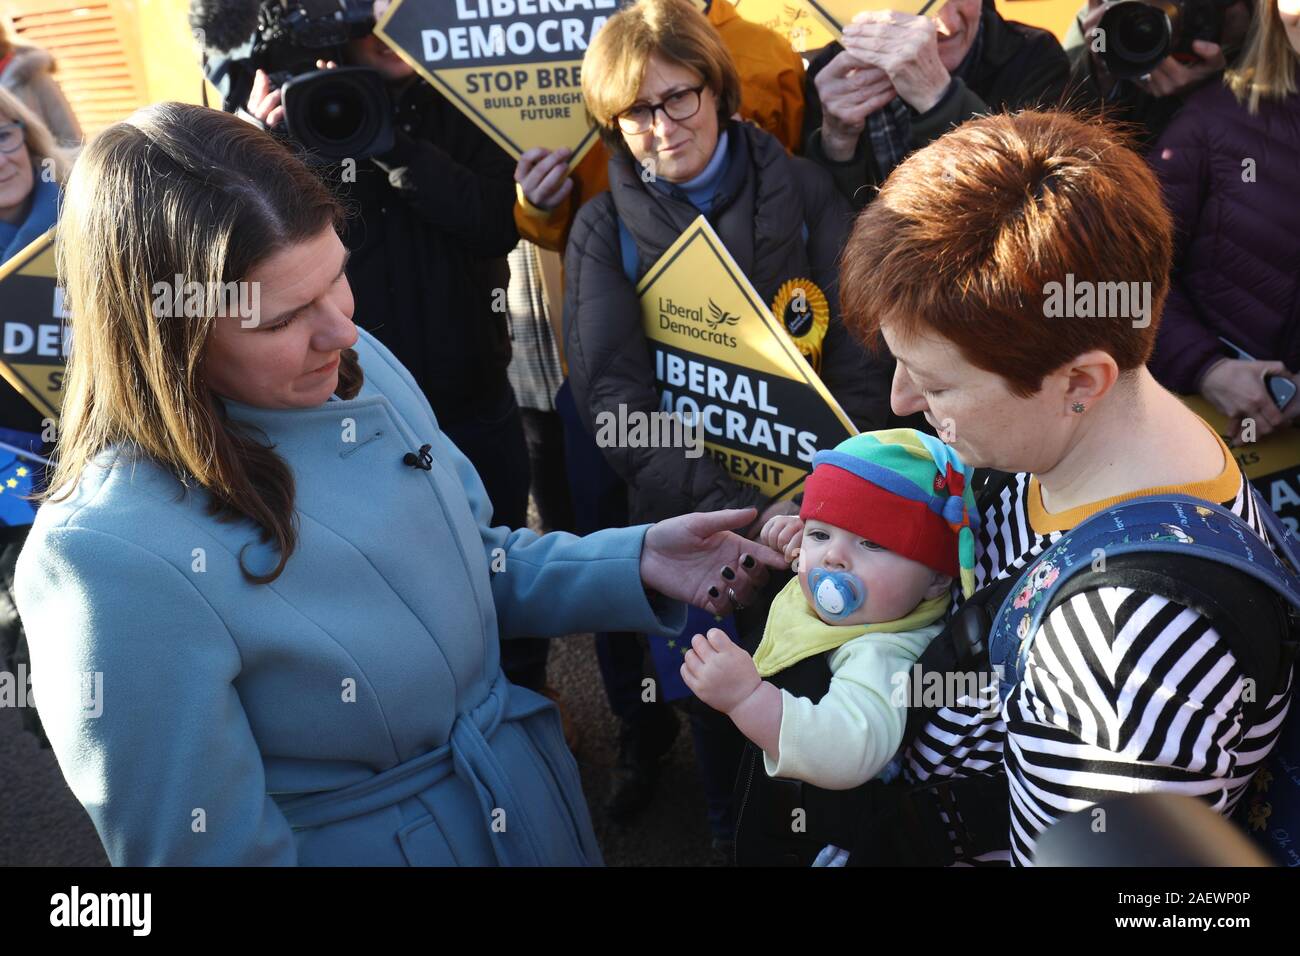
[189,0,262,53]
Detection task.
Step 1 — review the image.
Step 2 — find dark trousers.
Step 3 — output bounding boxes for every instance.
[555,380,742,841]
[519,407,575,534]
[442,386,548,692]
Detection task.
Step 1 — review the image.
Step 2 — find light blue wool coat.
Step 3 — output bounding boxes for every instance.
[15,330,686,865]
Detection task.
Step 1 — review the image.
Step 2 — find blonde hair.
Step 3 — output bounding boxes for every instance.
[1226,0,1299,113]
[47,102,362,584]
[581,0,740,150]
[0,87,73,183]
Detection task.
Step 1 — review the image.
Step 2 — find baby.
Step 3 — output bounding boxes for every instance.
[681,429,978,797]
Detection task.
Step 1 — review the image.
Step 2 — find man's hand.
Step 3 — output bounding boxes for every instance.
[245,59,338,130]
[640,508,786,616]
[681,628,762,714]
[246,69,285,129]
[1200,358,1298,443]
[814,49,897,162]
[842,11,952,115]
[1137,40,1226,96]
[515,147,575,211]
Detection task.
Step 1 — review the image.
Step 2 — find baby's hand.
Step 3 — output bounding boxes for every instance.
[681,628,761,714]
[760,514,804,564]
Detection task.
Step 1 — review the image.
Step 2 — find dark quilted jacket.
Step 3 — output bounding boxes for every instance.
[1147,81,1300,393]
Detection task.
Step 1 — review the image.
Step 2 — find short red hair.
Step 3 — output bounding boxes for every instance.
[840,110,1173,397]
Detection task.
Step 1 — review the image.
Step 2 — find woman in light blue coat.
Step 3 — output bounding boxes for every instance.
[14,103,782,866]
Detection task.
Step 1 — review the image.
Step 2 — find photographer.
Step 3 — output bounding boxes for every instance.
[201,1,548,692]
[1063,0,1253,148]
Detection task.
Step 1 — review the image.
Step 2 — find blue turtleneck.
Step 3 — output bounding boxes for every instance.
[651,129,731,215]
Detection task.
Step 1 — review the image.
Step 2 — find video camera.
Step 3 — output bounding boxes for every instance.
[191,0,394,159]
[1096,0,1236,79]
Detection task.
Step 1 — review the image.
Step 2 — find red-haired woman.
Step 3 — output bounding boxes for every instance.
[820,110,1291,865]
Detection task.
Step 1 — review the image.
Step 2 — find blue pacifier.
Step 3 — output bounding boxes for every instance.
[807,568,866,621]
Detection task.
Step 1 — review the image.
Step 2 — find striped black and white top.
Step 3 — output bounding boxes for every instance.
[902,468,1294,866]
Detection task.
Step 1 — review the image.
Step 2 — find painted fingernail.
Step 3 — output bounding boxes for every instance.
[721,566,735,580]
[741,555,755,569]
[708,586,720,598]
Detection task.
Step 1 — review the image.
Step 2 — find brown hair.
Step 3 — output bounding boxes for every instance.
[1227,0,1299,114]
[581,0,741,152]
[0,22,11,62]
[47,102,363,584]
[840,110,1173,398]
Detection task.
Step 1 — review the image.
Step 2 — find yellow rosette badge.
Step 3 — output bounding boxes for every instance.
[772,279,830,373]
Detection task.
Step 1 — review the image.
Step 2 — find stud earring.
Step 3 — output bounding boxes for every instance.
[1071,402,1086,414]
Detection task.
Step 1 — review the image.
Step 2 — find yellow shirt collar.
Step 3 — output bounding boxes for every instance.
[1027,416,1240,535]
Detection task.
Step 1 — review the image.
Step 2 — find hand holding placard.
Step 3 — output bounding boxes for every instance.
[515,146,575,212]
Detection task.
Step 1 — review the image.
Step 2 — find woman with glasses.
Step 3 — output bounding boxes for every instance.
[0,88,72,749]
[0,89,67,266]
[562,0,892,859]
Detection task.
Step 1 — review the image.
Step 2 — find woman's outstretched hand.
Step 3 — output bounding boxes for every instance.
[640,508,786,616]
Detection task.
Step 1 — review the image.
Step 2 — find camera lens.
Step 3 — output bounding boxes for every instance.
[1115,6,1168,60]
[281,67,394,159]
[308,80,366,144]
[1099,1,1173,77]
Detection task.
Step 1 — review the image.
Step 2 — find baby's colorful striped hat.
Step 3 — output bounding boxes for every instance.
[798,428,980,599]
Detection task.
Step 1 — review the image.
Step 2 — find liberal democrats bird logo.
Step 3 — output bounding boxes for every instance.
[706,299,741,330]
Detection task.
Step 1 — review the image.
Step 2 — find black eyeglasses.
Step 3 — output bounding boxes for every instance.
[615,84,706,135]
[0,121,25,155]
[0,121,25,154]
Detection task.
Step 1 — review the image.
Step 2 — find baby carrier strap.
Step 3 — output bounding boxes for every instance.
[863,486,1300,866]
[988,492,1300,716]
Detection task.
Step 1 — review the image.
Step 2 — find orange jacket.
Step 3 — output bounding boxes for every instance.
[514,0,806,253]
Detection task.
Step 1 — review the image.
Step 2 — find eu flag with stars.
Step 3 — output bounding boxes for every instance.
[0,448,38,527]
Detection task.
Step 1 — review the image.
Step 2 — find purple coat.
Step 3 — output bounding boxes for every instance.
[1147,81,1300,393]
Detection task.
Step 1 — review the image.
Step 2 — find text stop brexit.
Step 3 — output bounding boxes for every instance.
[464,66,581,94]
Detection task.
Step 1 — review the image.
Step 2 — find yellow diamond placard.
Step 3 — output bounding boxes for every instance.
[0,228,66,422]
[731,0,837,52]
[376,0,613,170]
[796,0,939,36]
[1182,395,1300,533]
[638,216,856,502]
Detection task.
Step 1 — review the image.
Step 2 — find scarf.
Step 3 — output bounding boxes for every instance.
[864,11,987,181]
[751,576,951,678]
